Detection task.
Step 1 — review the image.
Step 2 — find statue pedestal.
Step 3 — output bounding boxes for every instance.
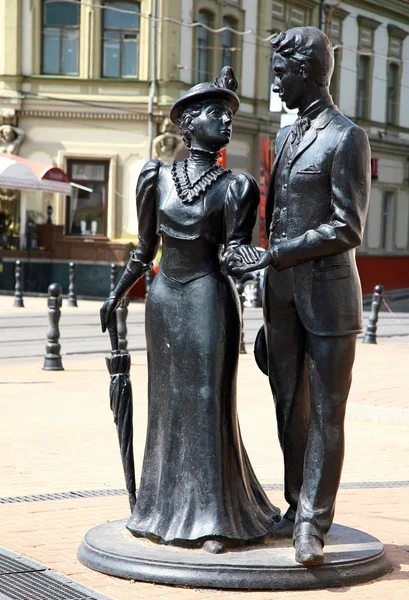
[78,519,390,590]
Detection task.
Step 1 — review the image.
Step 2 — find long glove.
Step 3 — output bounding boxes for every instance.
[100,253,151,332]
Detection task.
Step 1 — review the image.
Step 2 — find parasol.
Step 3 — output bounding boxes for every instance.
[105,314,136,513]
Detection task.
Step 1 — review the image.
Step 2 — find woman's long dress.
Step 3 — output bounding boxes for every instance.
[126,159,280,544]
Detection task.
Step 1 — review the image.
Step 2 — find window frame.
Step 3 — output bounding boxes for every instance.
[101,0,141,79]
[330,47,341,106]
[41,0,80,76]
[196,9,214,84]
[356,54,371,121]
[194,1,244,88]
[380,190,396,253]
[65,159,110,238]
[221,15,239,71]
[386,62,400,126]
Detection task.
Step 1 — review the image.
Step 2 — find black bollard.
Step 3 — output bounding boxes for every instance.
[144,269,153,299]
[13,260,24,307]
[235,280,247,354]
[110,263,117,294]
[26,219,33,252]
[363,284,384,345]
[67,262,78,307]
[43,283,64,370]
[117,295,130,352]
[46,204,53,224]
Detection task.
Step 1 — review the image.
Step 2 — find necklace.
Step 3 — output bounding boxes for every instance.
[171,159,231,204]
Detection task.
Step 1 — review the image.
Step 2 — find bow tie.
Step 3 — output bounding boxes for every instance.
[290,117,311,146]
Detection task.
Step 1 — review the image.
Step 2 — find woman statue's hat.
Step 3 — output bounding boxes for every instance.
[170,66,240,125]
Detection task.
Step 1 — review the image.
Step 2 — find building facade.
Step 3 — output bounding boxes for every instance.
[0,0,408,294]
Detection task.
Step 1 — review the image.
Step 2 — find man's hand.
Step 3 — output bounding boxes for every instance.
[223,245,259,277]
[229,249,275,278]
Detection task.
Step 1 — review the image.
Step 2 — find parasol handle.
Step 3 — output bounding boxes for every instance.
[107,311,120,354]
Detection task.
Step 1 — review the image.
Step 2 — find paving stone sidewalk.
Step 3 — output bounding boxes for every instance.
[0,298,408,599]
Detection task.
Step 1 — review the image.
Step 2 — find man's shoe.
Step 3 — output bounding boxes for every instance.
[271,516,294,538]
[294,535,324,566]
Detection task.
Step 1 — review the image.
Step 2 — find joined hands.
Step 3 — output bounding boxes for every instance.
[226,245,276,278]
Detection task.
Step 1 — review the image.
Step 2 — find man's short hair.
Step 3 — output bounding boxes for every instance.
[271,26,334,87]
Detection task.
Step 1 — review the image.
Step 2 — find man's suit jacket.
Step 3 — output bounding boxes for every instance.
[265,106,371,336]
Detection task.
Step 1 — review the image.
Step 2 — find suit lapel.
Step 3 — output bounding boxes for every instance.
[265,127,292,236]
[289,126,317,167]
[265,107,340,236]
[290,107,340,168]
[268,127,292,200]
[270,127,292,184]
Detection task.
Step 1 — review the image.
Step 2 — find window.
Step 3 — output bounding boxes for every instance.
[329,19,341,40]
[324,12,347,107]
[389,37,402,59]
[386,63,399,125]
[197,11,213,83]
[357,55,370,119]
[102,1,140,78]
[290,7,307,27]
[360,27,373,49]
[221,17,236,69]
[381,191,394,251]
[66,160,110,236]
[272,1,285,22]
[42,0,80,75]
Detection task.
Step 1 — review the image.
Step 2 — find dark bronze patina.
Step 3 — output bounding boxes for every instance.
[100,67,280,554]
[81,56,390,589]
[229,26,371,566]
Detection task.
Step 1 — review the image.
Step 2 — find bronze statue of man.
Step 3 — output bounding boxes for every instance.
[229,26,371,565]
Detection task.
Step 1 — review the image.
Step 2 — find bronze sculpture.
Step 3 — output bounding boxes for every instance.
[229,27,371,566]
[82,58,389,590]
[100,67,280,554]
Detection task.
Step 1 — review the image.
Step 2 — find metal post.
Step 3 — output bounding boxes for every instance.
[117,295,130,352]
[147,0,159,159]
[110,263,117,294]
[46,204,53,224]
[235,280,247,354]
[26,219,33,252]
[67,262,78,307]
[13,260,24,307]
[43,283,64,370]
[363,284,384,344]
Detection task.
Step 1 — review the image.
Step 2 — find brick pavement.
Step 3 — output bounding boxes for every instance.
[0,298,408,599]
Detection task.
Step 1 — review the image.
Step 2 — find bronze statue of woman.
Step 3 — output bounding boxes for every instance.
[100,67,280,554]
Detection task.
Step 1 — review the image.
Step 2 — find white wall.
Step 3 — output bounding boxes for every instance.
[20,117,148,237]
[179,0,193,85]
[122,156,145,237]
[241,0,257,100]
[21,0,33,76]
[341,2,409,128]
[395,190,409,249]
[0,0,5,75]
[400,36,409,128]
[338,12,358,117]
[378,157,405,185]
[366,187,382,249]
[371,25,388,123]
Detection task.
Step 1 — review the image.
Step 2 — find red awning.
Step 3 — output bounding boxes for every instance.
[0,153,72,195]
